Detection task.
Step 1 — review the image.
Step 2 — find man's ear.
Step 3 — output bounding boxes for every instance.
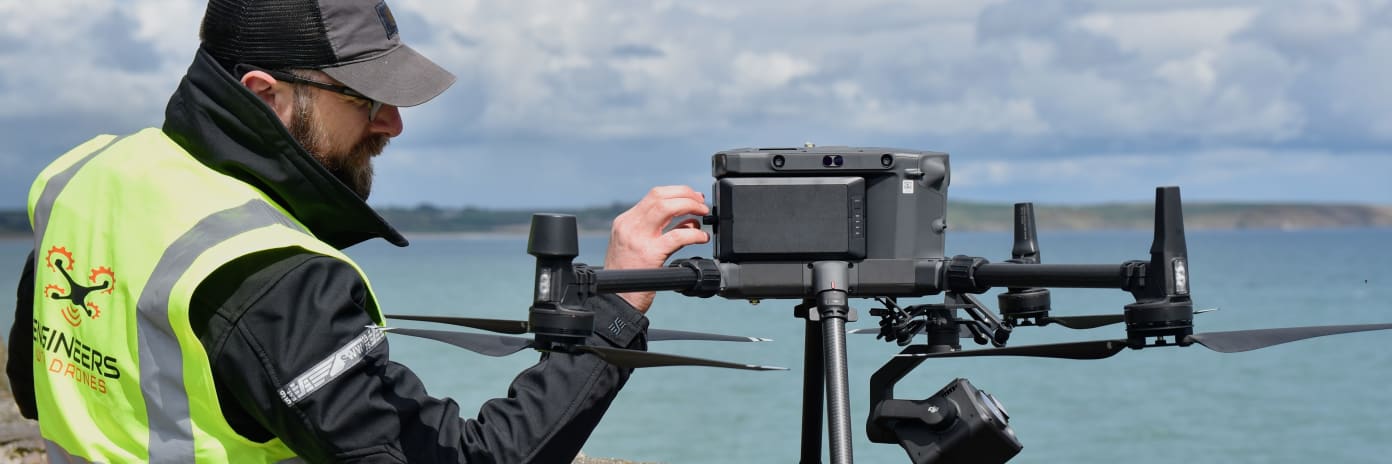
[241,70,296,126]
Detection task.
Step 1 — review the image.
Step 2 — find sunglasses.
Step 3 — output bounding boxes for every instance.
[236,64,383,122]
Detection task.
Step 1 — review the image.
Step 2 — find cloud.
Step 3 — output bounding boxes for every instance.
[1240,1,1392,144]
[732,51,814,90]
[0,0,1388,209]
[952,149,1392,204]
[610,44,665,60]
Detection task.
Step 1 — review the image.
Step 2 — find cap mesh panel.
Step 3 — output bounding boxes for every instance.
[201,0,338,70]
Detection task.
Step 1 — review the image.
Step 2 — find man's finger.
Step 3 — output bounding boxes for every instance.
[661,228,710,248]
[631,199,707,231]
[647,185,702,200]
[651,197,709,218]
[663,216,704,233]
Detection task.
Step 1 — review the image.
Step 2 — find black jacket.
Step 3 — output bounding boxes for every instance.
[6,48,648,463]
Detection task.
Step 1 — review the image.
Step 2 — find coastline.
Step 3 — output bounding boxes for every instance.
[6,203,1392,239]
[1,224,1390,245]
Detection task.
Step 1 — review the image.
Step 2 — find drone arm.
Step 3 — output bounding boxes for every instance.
[593,267,697,292]
[971,263,1128,290]
[592,256,721,297]
[547,258,723,308]
[946,187,1194,346]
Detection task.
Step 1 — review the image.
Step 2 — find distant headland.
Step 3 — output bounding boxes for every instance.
[2,201,1389,238]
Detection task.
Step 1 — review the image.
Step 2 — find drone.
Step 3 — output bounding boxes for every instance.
[384,146,1391,464]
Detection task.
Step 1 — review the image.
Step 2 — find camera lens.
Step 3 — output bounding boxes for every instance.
[773,155,785,168]
[881,154,893,167]
[833,155,844,166]
[978,390,1009,424]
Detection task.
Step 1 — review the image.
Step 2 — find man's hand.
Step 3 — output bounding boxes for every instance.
[604,186,710,312]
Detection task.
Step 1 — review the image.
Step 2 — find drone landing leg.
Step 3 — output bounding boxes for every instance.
[797,300,824,464]
[815,262,855,464]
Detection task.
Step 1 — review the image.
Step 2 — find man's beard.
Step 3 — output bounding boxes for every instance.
[287,88,389,200]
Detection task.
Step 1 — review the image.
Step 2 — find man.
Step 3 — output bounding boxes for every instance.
[6,0,708,462]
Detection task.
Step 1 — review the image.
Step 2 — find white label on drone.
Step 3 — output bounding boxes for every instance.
[902,180,914,194]
[537,272,551,299]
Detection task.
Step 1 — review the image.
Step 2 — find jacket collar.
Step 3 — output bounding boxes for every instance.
[161,47,408,249]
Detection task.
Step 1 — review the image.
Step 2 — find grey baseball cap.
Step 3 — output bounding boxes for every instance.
[201,0,455,107]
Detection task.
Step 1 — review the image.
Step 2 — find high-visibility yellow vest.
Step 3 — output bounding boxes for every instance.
[28,128,385,463]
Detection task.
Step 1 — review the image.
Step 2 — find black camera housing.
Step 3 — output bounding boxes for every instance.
[869,378,1022,464]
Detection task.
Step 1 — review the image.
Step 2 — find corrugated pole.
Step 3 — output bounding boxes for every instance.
[796,300,824,464]
[814,262,854,464]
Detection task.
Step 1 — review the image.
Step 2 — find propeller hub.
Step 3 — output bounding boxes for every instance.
[998,288,1050,326]
[1123,299,1193,347]
[529,306,594,349]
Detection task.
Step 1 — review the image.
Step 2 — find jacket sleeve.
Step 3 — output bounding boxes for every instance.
[6,250,37,420]
[192,250,647,463]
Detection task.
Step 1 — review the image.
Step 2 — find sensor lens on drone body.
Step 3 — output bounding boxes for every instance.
[978,390,1009,425]
[823,155,844,167]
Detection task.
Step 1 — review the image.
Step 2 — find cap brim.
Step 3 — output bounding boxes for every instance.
[322,44,456,107]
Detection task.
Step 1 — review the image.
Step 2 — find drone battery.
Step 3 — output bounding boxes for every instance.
[713,177,866,261]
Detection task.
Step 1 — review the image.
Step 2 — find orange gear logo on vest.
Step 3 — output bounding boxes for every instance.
[44,246,116,327]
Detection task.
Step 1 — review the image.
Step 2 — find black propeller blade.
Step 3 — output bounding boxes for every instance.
[1042,315,1124,330]
[848,326,973,339]
[385,314,770,343]
[849,316,1126,334]
[1183,323,1392,353]
[897,323,1392,360]
[388,314,529,334]
[646,328,772,343]
[853,308,1220,337]
[578,345,786,371]
[385,327,786,371]
[899,339,1129,360]
[386,327,535,357]
[1035,308,1216,330]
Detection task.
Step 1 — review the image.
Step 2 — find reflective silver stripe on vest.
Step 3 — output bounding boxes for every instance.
[45,439,100,464]
[137,200,304,462]
[32,136,123,253]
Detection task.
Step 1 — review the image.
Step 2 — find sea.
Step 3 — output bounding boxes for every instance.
[2,228,1389,463]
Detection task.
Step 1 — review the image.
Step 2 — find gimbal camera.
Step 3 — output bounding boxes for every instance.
[386,146,1391,463]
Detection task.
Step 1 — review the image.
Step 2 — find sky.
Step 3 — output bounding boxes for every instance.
[1,0,1390,209]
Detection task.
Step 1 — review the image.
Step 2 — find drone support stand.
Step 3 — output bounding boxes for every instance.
[796,300,823,464]
[791,262,859,464]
